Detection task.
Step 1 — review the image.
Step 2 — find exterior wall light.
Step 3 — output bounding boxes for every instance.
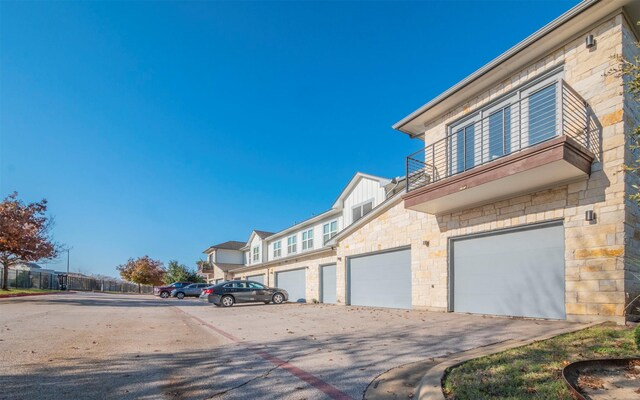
[585,210,596,222]
[586,34,596,48]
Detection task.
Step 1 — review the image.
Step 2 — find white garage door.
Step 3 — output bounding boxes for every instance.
[275,268,306,303]
[320,264,336,304]
[348,248,411,309]
[452,223,565,320]
[247,274,264,285]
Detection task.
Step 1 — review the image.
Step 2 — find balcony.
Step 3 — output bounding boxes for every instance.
[404,80,595,214]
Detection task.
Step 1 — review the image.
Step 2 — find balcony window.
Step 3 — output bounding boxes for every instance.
[273,241,281,258]
[302,229,313,250]
[527,83,557,146]
[488,106,512,160]
[449,123,476,174]
[405,69,584,194]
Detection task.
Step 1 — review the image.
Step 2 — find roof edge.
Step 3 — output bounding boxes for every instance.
[392,0,602,135]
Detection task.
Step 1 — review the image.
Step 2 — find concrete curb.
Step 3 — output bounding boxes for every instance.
[417,322,602,400]
[0,291,73,299]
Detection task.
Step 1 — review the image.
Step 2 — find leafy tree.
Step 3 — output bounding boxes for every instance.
[117,256,165,292]
[162,260,204,284]
[0,192,61,290]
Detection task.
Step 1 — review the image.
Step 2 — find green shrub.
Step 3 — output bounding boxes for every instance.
[635,324,640,350]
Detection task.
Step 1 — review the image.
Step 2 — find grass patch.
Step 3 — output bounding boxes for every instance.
[443,324,640,399]
[0,288,62,295]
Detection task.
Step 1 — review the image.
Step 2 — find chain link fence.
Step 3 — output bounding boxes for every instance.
[0,268,154,294]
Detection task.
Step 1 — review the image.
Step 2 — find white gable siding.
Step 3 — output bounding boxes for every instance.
[216,249,244,264]
[343,178,386,226]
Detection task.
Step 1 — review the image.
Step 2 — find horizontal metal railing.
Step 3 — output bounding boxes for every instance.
[406,79,589,193]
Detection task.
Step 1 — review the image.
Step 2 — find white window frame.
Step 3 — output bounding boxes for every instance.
[252,246,260,262]
[446,67,564,173]
[351,199,374,223]
[287,235,297,254]
[273,240,281,258]
[302,229,313,251]
[323,220,338,243]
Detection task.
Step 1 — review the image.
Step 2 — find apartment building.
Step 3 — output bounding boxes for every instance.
[201,173,402,302]
[326,0,640,324]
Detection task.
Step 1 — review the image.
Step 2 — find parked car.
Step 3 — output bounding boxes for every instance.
[154,282,191,298]
[200,280,288,307]
[170,283,210,299]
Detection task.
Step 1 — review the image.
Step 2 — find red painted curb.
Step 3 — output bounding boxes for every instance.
[173,306,353,400]
[0,291,74,299]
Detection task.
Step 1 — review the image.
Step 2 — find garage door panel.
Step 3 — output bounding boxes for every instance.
[247,274,264,285]
[349,248,411,309]
[275,269,306,303]
[453,224,565,320]
[321,264,336,304]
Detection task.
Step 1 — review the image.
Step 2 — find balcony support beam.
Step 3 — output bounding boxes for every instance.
[403,135,594,215]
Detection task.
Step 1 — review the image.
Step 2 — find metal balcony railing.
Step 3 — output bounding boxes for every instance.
[406,79,590,193]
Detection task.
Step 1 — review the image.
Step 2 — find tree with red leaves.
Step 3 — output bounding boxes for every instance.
[117,256,165,292]
[0,192,61,290]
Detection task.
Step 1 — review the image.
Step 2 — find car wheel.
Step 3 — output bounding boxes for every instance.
[272,293,284,304]
[221,295,234,307]
[160,292,169,299]
[176,292,185,300]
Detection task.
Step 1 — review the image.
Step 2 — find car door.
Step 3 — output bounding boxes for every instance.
[247,282,269,301]
[231,281,251,302]
[181,284,194,295]
[191,283,206,296]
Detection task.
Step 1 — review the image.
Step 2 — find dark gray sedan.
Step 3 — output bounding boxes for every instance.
[199,280,288,307]
[170,283,209,299]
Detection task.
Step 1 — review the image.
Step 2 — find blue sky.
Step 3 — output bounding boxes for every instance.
[1,0,578,276]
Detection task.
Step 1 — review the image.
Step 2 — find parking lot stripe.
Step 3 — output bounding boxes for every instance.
[173,306,353,400]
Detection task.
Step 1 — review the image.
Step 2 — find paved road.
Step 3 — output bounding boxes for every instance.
[0,292,578,400]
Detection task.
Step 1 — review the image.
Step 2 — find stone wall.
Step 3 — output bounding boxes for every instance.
[622,16,640,318]
[336,13,634,324]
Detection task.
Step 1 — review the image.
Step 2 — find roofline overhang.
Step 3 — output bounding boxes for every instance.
[327,190,404,246]
[265,209,342,242]
[393,0,639,137]
[228,247,336,273]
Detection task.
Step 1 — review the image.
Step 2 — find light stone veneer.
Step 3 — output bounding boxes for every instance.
[231,250,337,303]
[336,13,639,324]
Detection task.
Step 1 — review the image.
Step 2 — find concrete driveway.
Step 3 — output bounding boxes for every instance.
[173,298,577,399]
[0,292,578,399]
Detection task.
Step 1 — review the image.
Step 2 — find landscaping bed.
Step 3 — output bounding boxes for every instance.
[443,324,640,399]
[0,288,64,298]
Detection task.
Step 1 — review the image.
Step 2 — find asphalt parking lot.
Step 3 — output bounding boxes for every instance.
[0,292,577,399]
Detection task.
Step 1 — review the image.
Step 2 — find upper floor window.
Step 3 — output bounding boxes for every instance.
[273,240,281,258]
[208,253,214,264]
[323,221,338,243]
[252,246,260,262]
[447,69,561,175]
[287,235,297,254]
[302,229,313,250]
[352,201,373,223]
